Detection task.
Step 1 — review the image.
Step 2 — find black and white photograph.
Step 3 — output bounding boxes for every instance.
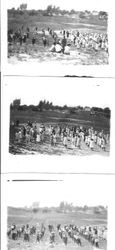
[7,1,108,66]
[6,176,108,250]
[1,1,115,250]
[1,0,115,76]
[8,78,111,156]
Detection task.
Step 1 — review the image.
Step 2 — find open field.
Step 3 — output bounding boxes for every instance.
[10,110,110,131]
[9,110,110,155]
[7,207,107,250]
[8,14,107,32]
[8,13,108,65]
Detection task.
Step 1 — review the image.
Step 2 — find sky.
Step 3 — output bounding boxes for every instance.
[7,0,85,10]
[7,0,109,11]
[7,175,109,208]
[8,78,110,108]
[7,0,100,11]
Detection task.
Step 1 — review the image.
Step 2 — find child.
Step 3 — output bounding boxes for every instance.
[89,138,94,150]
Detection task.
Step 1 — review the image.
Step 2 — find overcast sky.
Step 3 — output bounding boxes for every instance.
[7,78,110,108]
[7,175,109,208]
[7,0,87,10]
[7,0,108,11]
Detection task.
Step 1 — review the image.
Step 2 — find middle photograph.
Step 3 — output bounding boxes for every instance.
[6,77,111,157]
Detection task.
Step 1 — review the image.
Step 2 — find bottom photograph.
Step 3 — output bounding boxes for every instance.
[6,176,108,250]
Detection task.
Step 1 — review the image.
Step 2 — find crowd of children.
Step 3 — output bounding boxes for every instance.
[8,25,108,55]
[10,121,109,152]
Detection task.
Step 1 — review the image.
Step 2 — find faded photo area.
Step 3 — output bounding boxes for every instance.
[9,79,110,156]
[8,0,108,67]
[7,177,107,250]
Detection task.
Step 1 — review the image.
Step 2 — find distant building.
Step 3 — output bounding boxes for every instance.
[92,11,99,16]
[84,106,91,111]
[71,14,79,19]
[12,99,21,107]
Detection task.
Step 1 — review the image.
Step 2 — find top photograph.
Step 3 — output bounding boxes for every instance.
[3,0,114,76]
[8,8,108,65]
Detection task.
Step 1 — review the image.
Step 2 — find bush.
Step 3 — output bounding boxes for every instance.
[32,208,39,213]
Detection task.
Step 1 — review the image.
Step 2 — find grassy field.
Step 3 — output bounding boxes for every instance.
[8,13,107,33]
[7,207,107,250]
[8,13,108,65]
[8,207,107,227]
[10,110,110,133]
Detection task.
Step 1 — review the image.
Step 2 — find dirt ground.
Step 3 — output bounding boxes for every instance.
[8,41,108,66]
[9,136,110,156]
[7,236,105,250]
[9,131,110,156]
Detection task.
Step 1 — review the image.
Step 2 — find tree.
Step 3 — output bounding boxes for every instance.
[46,5,53,15]
[104,107,110,114]
[12,99,21,108]
[10,103,13,110]
[93,206,101,214]
[83,205,88,211]
[103,107,111,118]
[32,202,39,213]
[53,5,60,14]
[38,100,43,111]
[49,102,53,108]
[85,10,90,14]
[59,201,65,210]
[19,3,27,11]
[98,11,108,20]
[59,201,73,212]
[70,9,76,14]
[63,105,68,110]
[18,105,28,111]
[11,7,15,11]
[70,107,76,114]
[76,106,83,111]
[99,11,107,16]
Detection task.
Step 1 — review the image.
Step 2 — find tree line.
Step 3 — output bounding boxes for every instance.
[10,99,111,118]
[29,201,107,214]
[8,4,108,19]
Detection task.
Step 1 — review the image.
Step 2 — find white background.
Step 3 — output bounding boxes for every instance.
[1,1,115,249]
